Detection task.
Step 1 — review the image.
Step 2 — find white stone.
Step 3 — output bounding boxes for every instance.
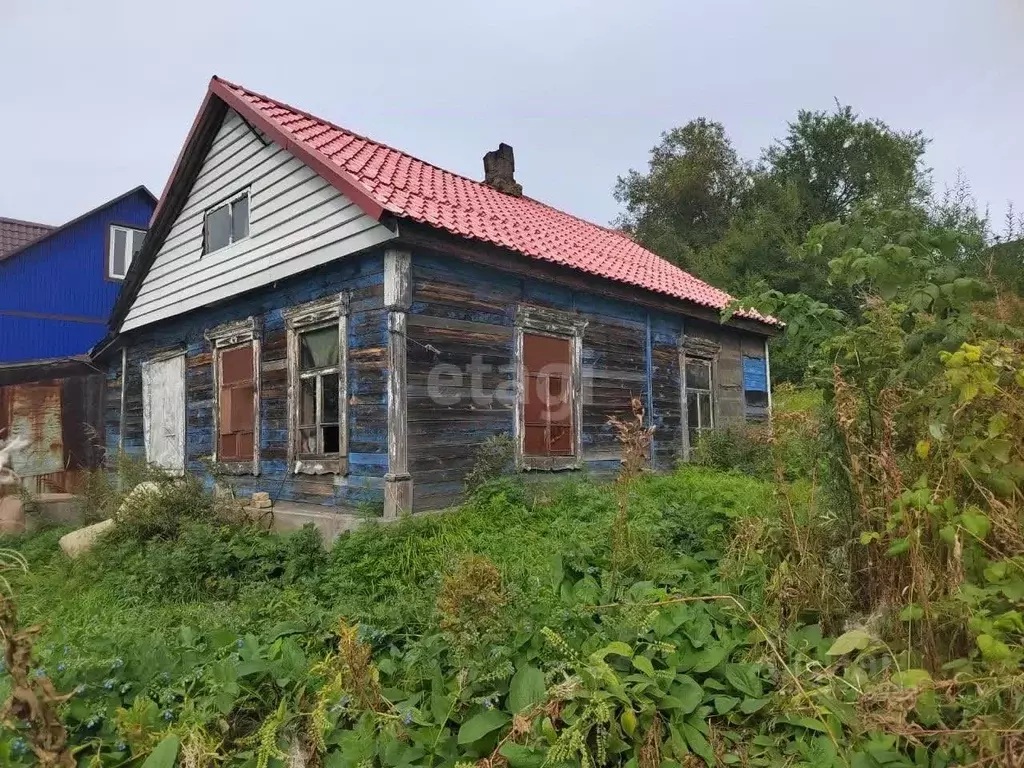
[0,496,25,533]
[59,519,115,559]
[117,481,163,520]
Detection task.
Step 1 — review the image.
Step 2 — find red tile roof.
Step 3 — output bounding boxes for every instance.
[0,217,53,260]
[209,78,775,327]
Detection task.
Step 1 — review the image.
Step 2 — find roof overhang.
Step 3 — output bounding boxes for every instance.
[0,356,100,387]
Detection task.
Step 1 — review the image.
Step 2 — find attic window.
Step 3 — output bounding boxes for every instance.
[108,225,146,280]
[203,192,249,254]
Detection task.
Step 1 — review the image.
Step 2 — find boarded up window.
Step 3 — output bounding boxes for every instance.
[142,355,186,473]
[685,357,714,450]
[219,344,255,461]
[522,333,574,457]
[743,356,769,411]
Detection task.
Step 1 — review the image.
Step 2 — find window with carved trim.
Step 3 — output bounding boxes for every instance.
[218,344,256,461]
[515,305,586,471]
[684,357,714,451]
[284,294,348,475]
[206,317,261,474]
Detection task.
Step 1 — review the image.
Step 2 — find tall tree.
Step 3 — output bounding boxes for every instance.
[764,104,929,227]
[613,119,747,268]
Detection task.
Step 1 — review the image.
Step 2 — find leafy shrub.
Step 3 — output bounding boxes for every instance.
[690,425,772,476]
[79,452,171,524]
[108,474,232,544]
[464,433,515,493]
[436,554,509,659]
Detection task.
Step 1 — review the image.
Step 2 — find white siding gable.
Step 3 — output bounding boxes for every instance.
[121,110,396,331]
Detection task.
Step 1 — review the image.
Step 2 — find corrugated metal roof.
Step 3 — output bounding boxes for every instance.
[0,217,53,260]
[208,78,777,327]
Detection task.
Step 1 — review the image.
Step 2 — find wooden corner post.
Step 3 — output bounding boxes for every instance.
[384,248,413,518]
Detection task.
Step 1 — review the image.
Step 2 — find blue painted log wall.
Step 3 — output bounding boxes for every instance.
[105,245,768,513]
[106,250,387,509]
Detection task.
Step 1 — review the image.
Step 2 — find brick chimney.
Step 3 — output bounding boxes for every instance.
[483,143,523,197]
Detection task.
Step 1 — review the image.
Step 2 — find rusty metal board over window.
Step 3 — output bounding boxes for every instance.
[1,382,63,478]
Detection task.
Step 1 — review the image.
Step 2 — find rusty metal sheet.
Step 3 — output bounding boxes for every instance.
[2,381,63,478]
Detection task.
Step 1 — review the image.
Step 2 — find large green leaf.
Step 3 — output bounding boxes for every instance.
[724,664,762,698]
[458,710,510,745]
[508,665,546,714]
[682,723,715,766]
[739,697,770,714]
[142,735,181,768]
[688,644,728,673]
[594,641,633,660]
[499,743,546,768]
[671,675,704,714]
[632,655,655,676]
[826,629,872,656]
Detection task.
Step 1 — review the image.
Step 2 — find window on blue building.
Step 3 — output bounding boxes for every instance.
[108,225,146,280]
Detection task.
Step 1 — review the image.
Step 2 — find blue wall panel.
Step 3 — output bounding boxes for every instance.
[0,189,154,362]
[111,250,387,510]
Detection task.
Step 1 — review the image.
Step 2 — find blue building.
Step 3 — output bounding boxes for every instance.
[0,186,156,363]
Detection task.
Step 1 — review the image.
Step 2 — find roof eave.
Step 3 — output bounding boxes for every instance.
[0,185,157,265]
[209,78,386,221]
[109,89,229,332]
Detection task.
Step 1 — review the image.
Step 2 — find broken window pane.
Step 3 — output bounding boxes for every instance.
[699,392,713,430]
[299,378,317,427]
[321,373,340,423]
[300,327,339,370]
[204,204,230,253]
[298,427,317,454]
[745,390,769,408]
[685,359,711,390]
[322,425,340,454]
[231,194,249,241]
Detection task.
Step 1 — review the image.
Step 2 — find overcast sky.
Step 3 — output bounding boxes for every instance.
[2,1,1022,233]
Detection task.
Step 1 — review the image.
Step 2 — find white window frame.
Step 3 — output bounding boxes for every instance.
[202,189,250,255]
[283,293,349,476]
[108,225,146,280]
[513,305,587,472]
[205,316,262,475]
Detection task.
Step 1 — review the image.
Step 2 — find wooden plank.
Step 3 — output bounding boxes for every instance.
[406,313,512,337]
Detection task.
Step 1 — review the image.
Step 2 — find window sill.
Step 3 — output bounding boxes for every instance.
[211,461,260,476]
[520,455,580,472]
[293,455,348,476]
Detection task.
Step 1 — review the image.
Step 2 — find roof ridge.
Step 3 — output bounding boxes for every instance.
[0,216,53,229]
[214,76,547,206]
[215,77,655,257]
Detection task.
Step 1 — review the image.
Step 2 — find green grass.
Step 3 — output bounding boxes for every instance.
[5,467,772,659]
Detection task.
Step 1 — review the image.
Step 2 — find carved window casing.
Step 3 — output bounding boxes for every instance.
[514,305,587,471]
[205,317,262,475]
[283,293,349,476]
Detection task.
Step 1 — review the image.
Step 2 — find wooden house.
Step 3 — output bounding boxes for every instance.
[101,77,778,527]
